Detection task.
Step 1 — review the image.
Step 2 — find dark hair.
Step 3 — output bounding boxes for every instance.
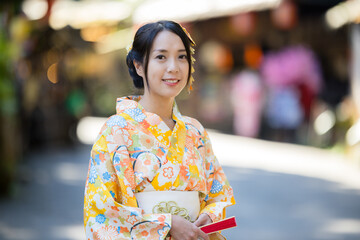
[126,20,194,89]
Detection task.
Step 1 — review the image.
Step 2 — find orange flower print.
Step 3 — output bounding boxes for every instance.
[120,157,130,168]
[157,148,165,158]
[185,136,194,151]
[99,154,107,163]
[110,206,119,211]
[144,158,151,165]
[114,128,132,146]
[163,167,174,179]
[94,226,120,240]
[124,168,135,189]
[158,215,165,222]
[119,226,129,234]
[140,134,154,148]
[126,215,137,225]
[116,98,137,112]
[142,120,150,129]
[105,209,118,219]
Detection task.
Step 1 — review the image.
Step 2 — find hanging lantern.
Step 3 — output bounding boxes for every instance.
[230,12,257,36]
[244,43,263,69]
[199,41,233,73]
[214,45,234,74]
[271,0,298,30]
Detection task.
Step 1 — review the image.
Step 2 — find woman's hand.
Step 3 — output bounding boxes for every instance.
[169,215,209,240]
[194,213,212,227]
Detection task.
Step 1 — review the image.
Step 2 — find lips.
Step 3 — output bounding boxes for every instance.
[163,79,179,83]
[162,79,180,85]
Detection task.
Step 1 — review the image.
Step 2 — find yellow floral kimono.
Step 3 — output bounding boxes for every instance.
[84,96,235,240]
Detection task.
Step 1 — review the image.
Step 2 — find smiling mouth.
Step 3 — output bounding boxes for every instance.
[163,79,179,83]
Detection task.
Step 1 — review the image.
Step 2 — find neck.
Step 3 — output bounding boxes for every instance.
[139,94,174,120]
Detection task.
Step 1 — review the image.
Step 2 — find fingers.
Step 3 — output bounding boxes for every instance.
[170,215,205,240]
[170,214,211,240]
[193,219,201,227]
[194,215,205,227]
[194,213,212,227]
[197,229,210,240]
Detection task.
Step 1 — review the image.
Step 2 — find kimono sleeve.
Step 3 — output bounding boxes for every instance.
[84,122,171,240]
[199,129,236,223]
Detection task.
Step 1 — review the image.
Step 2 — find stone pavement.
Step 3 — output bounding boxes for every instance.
[0,132,359,240]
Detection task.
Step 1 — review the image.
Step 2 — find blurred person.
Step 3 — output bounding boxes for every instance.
[261,46,322,143]
[230,42,264,138]
[83,20,235,240]
[265,86,304,142]
[230,70,264,138]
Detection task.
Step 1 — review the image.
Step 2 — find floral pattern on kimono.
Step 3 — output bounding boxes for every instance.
[84,96,235,240]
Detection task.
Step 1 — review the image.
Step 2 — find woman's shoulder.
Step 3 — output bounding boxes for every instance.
[116,95,140,114]
[182,116,206,135]
[104,114,129,129]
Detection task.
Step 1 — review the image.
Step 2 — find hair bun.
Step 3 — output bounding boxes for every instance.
[126,50,144,89]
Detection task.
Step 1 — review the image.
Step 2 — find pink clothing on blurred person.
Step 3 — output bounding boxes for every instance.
[231,70,263,137]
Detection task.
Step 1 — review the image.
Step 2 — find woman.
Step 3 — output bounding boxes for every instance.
[84,20,235,240]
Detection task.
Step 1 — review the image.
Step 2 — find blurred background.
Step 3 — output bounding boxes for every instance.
[1,0,360,239]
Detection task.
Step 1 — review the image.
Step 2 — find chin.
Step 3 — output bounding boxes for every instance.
[160,90,183,99]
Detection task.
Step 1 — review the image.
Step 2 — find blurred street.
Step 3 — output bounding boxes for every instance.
[0,131,360,240]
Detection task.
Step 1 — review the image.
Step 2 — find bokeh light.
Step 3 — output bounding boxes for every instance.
[22,0,48,21]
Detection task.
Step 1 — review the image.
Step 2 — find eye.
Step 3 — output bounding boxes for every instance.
[155,55,166,60]
[179,54,188,60]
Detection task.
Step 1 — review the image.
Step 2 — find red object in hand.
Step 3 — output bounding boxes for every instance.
[200,216,237,234]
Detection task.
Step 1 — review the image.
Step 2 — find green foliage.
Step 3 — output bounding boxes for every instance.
[0,25,17,115]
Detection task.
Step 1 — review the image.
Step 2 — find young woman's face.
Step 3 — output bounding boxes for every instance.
[137,30,189,100]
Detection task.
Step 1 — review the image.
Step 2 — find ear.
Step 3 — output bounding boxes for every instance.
[133,60,144,78]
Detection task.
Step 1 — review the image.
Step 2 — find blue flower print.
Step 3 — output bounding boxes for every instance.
[204,194,209,202]
[159,147,166,154]
[107,115,127,128]
[124,108,146,122]
[210,179,223,194]
[113,154,121,165]
[88,160,98,184]
[130,211,139,217]
[209,162,214,171]
[134,171,144,182]
[185,168,191,180]
[94,154,101,165]
[110,190,116,199]
[103,172,111,181]
[96,214,106,224]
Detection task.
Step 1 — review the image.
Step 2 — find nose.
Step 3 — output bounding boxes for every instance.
[167,58,179,73]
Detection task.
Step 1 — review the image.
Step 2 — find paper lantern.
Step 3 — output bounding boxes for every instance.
[230,12,256,36]
[244,43,263,69]
[271,0,298,30]
[214,45,234,73]
[199,41,233,73]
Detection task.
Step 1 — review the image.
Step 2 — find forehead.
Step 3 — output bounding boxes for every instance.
[151,30,185,50]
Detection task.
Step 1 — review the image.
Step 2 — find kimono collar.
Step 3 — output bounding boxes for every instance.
[116,95,187,190]
[116,95,184,123]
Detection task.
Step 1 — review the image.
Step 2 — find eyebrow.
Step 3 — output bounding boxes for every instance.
[152,49,186,53]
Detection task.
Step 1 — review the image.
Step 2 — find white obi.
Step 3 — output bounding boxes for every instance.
[135,191,200,222]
